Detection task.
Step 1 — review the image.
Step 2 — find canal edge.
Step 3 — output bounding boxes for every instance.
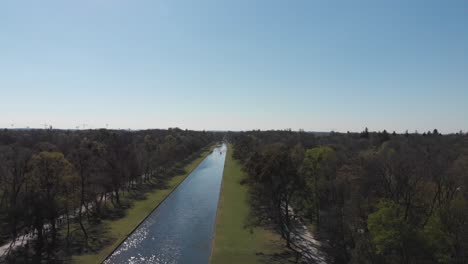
[102,143,218,263]
[208,142,229,263]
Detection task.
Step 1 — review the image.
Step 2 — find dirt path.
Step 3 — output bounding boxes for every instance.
[0,207,83,258]
[288,206,327,264]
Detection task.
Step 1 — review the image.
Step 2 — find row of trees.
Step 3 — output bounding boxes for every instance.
[230,129,468,264]
[0,128,218,262]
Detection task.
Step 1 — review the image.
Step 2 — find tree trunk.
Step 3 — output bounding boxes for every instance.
[285,198,291,247]
[50,218,57,246]
[66,206,70,247]
[114,189,120,206]
[315,173,320,226]
[79,168,88,240]
[78,208,88,241]
[34,224,44,263]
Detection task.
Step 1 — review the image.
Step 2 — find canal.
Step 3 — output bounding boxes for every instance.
[105,144,227,264]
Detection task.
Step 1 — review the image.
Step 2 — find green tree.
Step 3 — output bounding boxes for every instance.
[424,211,452,263]
[368,200,415,263]
[27,151,76,260]
[302,146,336,226]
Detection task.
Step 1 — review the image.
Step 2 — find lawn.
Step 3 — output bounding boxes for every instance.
[72,146,214,264]
[210,144,286,264]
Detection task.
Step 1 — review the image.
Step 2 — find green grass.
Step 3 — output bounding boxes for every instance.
[72,147,213,264]
[211,144,286,264]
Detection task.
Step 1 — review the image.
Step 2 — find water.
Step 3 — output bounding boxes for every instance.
[105,144,227,264]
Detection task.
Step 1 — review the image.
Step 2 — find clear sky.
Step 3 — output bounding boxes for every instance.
[1,0,467,133]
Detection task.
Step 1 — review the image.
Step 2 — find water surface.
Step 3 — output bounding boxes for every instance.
[105,144,227,264]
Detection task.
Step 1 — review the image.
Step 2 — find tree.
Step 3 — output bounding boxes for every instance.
[423,211,453,263]
[0,128,217,260]
[0,145,32,240]
[360,127,370,139]
[260,144,297,246]
[229,129,468,263]
[368,200,411,263]
[69,138,104,241]
[302,146,336,226]
[379,130,390,143]
[26,151,76,260]
[101,132,138,206]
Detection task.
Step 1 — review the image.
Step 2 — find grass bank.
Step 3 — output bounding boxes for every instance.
[211,144,285,264]
[72,145,215,264]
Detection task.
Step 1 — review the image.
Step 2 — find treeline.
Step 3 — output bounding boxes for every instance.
[230,129,468,264]
[0,128,218,262]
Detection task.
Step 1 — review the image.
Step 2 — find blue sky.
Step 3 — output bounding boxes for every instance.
[1,0,467,132]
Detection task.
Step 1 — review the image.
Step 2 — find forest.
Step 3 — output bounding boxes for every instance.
[229,129,468,264]
[0,128,219,262]
[1,127,467,264]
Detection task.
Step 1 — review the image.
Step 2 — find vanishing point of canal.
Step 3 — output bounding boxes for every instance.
[105,144,227,264]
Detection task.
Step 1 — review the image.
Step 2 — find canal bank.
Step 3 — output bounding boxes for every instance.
[72,144,216,264]
[210,144,286,264]
[104,144,227,263]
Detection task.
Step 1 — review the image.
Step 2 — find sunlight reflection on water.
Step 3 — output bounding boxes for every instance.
[105,144,226,264]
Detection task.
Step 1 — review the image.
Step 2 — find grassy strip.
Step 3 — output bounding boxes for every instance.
[211,144,285,264]
[72,146,214,264]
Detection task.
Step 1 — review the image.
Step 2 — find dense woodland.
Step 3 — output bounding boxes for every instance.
[0,128,218,262]
[230,129,468,264]
[1,127,467,264]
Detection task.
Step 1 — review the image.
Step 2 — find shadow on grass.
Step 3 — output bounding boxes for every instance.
[3,221,113,264]
[66,220,114,255]
[241,186,301,264]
